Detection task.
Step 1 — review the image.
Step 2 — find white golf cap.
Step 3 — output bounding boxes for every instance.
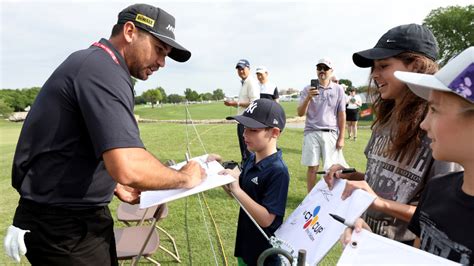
[394,46,474,103]
[256,66,268,74]
[317,58,334,69]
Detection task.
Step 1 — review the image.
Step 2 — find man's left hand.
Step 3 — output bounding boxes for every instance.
[4,225,29,263]
[114,183,141,204]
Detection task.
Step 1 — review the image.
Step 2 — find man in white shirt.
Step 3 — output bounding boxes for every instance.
[224,59,259,163]
[256,66,279,102]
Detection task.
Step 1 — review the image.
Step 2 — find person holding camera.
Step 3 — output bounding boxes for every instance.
[346,87,362,140]
[297,58,347,193]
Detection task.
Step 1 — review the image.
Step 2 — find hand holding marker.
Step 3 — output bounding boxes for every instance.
[329,213,359,248]
[317,167,356,175]
[329,213,354,229]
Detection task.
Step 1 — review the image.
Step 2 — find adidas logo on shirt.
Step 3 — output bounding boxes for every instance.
[251,176,259,185]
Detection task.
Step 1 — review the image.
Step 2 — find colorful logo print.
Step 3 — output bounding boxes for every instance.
[303,206,321,229]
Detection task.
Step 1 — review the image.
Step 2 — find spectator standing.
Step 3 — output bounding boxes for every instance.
[346,87,362,140]
[224,59,260,163]
[256,66,279,102]
[297,58,347,193]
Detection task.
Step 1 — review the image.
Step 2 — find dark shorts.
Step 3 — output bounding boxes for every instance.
[13,198,118,266]
[346,108,360,121]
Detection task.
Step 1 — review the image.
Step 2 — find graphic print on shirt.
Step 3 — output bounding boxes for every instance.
[419,211,471,264]
[363,132,431,237]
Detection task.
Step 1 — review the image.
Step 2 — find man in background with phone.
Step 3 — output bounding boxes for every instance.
[297,58,347,193]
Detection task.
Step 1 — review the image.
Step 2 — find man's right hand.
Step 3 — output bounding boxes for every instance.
[308,87,320,97]
[179,160,206,188]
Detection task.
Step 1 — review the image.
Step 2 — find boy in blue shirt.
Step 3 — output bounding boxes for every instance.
[213,98,290,265]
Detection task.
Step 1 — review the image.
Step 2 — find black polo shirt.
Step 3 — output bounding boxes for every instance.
[12,39,144,207]
[234,150,290,265]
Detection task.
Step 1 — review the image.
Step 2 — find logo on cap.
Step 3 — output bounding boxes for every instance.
[166,24,175,33]
[386,39,396,43]
[273,119,279,125]
[246,102,258,114]
[450,63,473,101]
[135,14,155,27]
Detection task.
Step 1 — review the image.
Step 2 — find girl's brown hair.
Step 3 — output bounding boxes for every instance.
[369,52,438,164]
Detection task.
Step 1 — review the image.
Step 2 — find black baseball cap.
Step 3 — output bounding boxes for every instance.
[353,24,438,68]
[118,4,191,62]
[226,99,286,131]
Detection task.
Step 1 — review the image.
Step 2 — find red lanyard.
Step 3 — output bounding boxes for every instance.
[92,42,119,65]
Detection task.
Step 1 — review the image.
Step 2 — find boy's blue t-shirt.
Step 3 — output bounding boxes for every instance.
[234,149,290,265]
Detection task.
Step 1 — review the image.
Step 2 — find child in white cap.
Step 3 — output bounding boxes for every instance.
[396,46,474,265]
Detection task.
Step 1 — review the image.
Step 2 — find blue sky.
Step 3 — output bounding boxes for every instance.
[1,0,471,97]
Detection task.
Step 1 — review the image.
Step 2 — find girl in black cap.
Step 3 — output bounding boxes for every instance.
[324,24,460,245]
[340,47,474,265]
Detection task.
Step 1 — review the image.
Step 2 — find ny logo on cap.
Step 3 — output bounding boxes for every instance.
[246,102,258,114]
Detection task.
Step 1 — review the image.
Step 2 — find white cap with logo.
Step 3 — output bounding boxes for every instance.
[317,58,334,69]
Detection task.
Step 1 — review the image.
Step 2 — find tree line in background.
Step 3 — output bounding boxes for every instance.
[0,87,40,116]
[1,5,471,115]
[135,87,226,107]
[423,5,473,66]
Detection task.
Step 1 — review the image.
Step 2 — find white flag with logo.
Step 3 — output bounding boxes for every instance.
[274,179,376,265]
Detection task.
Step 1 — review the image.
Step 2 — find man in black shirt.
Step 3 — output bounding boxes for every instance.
[4,4,205,265]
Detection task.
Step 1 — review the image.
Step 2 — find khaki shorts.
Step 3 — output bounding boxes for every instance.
[301,130,348,169]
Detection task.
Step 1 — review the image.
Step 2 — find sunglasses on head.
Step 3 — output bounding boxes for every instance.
[317,65,330,71]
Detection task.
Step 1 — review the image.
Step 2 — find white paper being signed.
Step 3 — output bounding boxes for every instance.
[337,229,461,265]
[139,154,235,209]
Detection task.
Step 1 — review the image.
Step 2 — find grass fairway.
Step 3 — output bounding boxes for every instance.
[0,104,371,265]
[134,101,300,120]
